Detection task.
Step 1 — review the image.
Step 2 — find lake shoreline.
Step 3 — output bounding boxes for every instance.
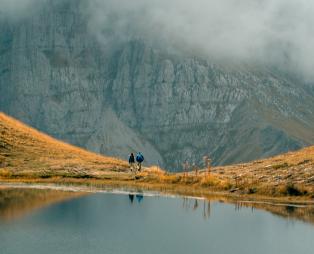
[1,175,313,205]
[1,112,313,205]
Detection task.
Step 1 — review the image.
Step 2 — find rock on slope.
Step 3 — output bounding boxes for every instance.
[0,0,313,170]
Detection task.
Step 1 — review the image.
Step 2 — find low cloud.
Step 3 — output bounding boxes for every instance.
[2,0,314,80]
[0,0,38,15]
[0,0,47,19]
[86,0,314,80]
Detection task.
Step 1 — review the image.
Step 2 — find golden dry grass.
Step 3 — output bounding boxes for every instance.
[210,146,314,197]
[0,112,129,178]
[0,112,313,200]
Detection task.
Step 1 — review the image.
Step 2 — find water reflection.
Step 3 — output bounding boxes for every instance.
[180,197,314,224]
[128,194,134,203]
[230,200,314,225]
[182,198,211,220]
[136,194,144,203]
[0,188,83,221]
[1,187,314,225]
[127,195,212,219]
[235,202,255,213]
[128,193,144,204]
[1,191,313,254]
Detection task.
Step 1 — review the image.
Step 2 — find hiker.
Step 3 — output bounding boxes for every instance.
[129,153,135,171]
[136,152,144,171]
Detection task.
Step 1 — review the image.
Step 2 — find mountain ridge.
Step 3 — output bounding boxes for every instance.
[0,0,313,170]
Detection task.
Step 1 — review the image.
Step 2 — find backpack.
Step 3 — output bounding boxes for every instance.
[136,153,144,163]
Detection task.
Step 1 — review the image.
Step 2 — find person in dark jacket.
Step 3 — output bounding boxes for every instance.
[136,152,144,171]
[129,153,135,171]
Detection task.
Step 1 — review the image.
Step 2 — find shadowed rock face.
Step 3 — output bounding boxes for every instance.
[1,0,313,170]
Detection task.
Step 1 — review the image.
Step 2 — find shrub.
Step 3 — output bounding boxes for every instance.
[0,168,12,178]
[248,187,257,194]
[200,175,219,187]
[272,163,288,169]
[39,174,52,179]
[285,183,302,196]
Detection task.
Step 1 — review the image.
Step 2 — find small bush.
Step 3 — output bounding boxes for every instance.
[71,174,94,179]
[223,182,233,190]
[248,187,257,194]
[39,174,52,179]
[285,184,302,196]
[0,168,12,178]
[183,176,200,185]
[165,175,182,184]
[297,159,311,165]
[200,176,219,187]
[272,163,288,170]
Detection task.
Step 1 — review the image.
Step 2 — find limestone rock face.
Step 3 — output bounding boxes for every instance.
[1,0,313,170]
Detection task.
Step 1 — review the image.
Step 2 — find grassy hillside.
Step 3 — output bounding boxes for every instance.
[0,112,128,178]
[0,112,313,199]
[212,145,314,196]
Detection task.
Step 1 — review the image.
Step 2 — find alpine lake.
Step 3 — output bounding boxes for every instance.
[0,184,313,254]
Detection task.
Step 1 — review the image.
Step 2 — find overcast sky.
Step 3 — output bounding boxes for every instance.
[1,0,314,80]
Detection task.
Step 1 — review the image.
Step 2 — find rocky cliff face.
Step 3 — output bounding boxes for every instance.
[1,0,313,170]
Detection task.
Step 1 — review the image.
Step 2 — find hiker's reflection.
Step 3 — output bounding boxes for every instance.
[128,194,144,204]
[136,194,143,203]
[129,194,134,203]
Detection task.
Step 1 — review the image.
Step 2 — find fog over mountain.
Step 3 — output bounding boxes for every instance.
[1,0,313,170]
[2,0,314,80]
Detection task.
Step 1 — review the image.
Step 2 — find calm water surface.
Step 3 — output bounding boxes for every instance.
[0,190,314,254]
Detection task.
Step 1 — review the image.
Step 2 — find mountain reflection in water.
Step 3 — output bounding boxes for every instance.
[0,187,313,225]
[232,200,314,225]
[0,187,83,221]
[182,198,211,220]
[1,189,313,254]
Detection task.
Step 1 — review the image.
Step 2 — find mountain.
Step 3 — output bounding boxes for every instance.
[1,0,314,170]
